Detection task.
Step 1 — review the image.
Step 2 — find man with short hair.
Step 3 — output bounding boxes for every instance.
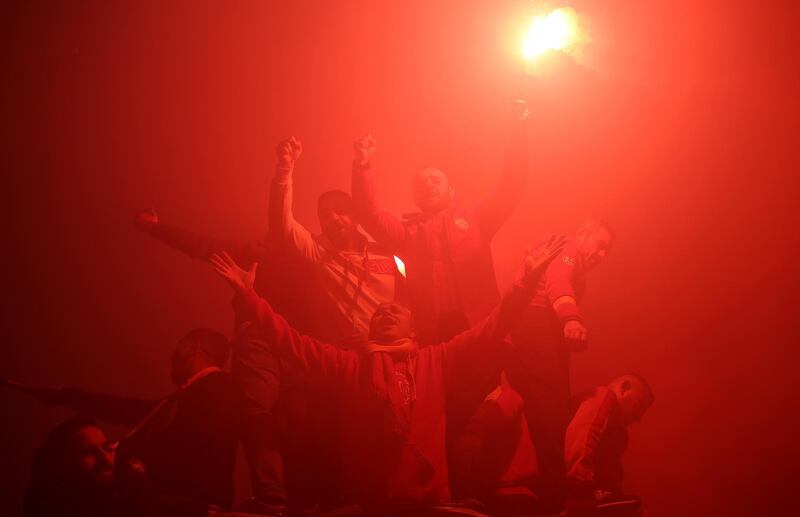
[134,208,306,515]
[208,236,565,516]
[350,101,531,346]
[270,136,402,349]
[502,220,616,509]
[564,374,654,517]
[24,416,131,517]
[23,329,243,513]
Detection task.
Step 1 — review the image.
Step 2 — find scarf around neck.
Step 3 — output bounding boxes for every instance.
[365,338,419,438]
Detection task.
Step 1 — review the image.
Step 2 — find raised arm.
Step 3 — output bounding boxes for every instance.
[210,252,355,385]
[269,137,324,264]
[134,208,268,266]
[476,100,531,239]
[18,383,159,428]
[351,135,409,250]
[442,236,566,390]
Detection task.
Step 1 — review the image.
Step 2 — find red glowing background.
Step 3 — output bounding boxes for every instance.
[2,1,798,515]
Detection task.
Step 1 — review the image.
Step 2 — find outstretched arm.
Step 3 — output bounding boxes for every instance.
[210,252,355,384]
[8,381,159,428]
[351,135,408,250]
[442,235,566,389]
[134,208,268,265]
[476,100,531,239]
[269,137,325,264]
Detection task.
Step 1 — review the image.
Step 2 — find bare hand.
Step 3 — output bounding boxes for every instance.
[354,135,377,166]
[276,136,302,169]
[522,234,567,285]
[513,99,530,122]
[209,251,258,292]
[564,320,588,351]
[133,208,158,230]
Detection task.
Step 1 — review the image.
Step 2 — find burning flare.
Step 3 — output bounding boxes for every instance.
[522,7,586,62]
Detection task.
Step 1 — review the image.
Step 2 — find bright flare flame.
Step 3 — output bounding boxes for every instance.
[523,7,585,61]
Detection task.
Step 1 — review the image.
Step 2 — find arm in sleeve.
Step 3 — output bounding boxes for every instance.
[59,388,161,428]
[441,280,535,391]
[268,167,324,264]
[564,387,616,495]
[237,287,356,385]
[351,161,408,251]
[545,242,582,324]
[476,122,529,239]
[148,222,267,266]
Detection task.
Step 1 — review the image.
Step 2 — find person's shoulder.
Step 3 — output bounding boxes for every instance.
[193,371,238,392]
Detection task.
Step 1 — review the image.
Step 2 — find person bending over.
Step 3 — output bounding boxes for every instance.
[506,220,616,508]
[564,374,654,517]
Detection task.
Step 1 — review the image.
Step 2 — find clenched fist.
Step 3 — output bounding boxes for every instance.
[276,136,302,169]
[354,135,377,166]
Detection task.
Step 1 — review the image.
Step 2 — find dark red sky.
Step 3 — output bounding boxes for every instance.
[2,1,799,515]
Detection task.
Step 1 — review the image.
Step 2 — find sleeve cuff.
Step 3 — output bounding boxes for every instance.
[554,300,582,324]
[352,160,371,173]
[274,166,293,184]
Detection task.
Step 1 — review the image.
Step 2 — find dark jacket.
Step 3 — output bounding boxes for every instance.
[351,125,529,345]
[60,371,243,509]
[565,387,628,495]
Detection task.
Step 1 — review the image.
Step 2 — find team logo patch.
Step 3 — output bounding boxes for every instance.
[561,255,576,266]
[454,217,470,230]
[364,258,396,275]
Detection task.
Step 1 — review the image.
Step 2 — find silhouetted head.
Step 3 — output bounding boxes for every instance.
[170,328,230,386]
[412,168,454,214]
[369,302,415,343]
[609,373,654,426]
[317,190,359,249]
[576,220,616,270]
[36,416,115,490]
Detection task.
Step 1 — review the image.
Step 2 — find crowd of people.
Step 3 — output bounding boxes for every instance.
[11,100,654,517]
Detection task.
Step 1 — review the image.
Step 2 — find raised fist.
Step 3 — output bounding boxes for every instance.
[134,208,158,230]
[276,136,302,169]
[354,134,377,166]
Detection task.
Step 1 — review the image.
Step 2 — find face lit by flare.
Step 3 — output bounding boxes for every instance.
[369,303,414,343]
[67,426,116,487]
[412,168,454,214]
[577,227,614,270]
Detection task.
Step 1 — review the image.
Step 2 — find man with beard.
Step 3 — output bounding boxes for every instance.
[20,329,242,515]
[23,416,148,517]
[270,136,403,349]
